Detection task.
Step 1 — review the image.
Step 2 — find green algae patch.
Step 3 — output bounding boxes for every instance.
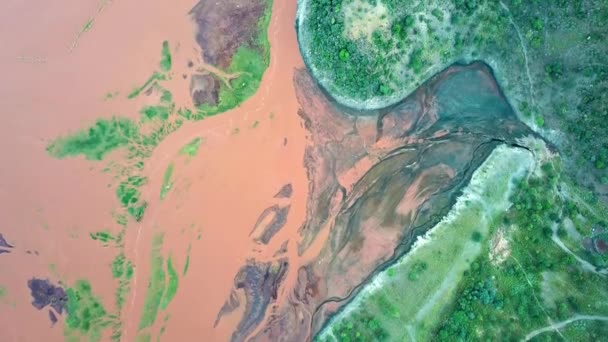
[140,104,173,122]
[114,254,134,314]
[160,41,172,72]
[137,234,181,331]
[111,253,133,279]
[160,89,173,104]
[160,163,174,200]
[114,281,129,313]
[90,230,117,246]
[81,19,93,33]
[128,72,166,99]
[103,91,119,101]
[64,280,111,342]
[157,314,170,341]
[140,88,175,122]
[160,254,179,310]
[0,286,6,300]
[183,244,191,276]
[179,137,202,157]
[47,117,139,161]
[116,176,148,221]
[128,201,148,222]
[135,333,151,342]
[113,212,128,226]
[138,233,166,330]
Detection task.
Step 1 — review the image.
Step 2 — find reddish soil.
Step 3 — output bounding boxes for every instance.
[243,63,537,340]
[190,0,267,69]
[188,0,270,105]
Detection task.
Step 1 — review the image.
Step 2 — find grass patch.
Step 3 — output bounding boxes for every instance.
[138,233,165,330]
[159,41,171,72]
[160,163,174,200]
[65,280,111,342]
[127,72,166,99]
[194,0,272,117]
[82,19,93,32]
[47,117,139,161]
[111,253,133,280]
[436,158,608,340]
[183,244,191,276]
[195,47,268,117]
[135,333,151,342]
[179,137,202,157]
[90,230,117,246]
[160,254,179,310]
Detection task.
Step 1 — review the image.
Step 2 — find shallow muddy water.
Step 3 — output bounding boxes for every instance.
[1,0,307,340]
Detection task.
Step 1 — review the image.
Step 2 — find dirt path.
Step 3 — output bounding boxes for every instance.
[499,1,536,107]
[550,224,608,277]
[523,315,608,341]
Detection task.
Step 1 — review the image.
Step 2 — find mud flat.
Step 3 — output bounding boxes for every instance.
[316,143,535,341]
[229,58,540,340]
[188,0,273,114]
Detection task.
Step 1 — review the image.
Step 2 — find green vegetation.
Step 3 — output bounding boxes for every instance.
[160,254,178,310]
[135,333,151,342]
[128,72,166,99]
[179,137,202,157]
[157,315,170,342]
[194,46,269,117]
[183,243,191,276]
[300,0,608,187]
[111,253,133,280]
[127,202,148,222]
[299,0,457,106]
[81,19,93,33]
[89,230,117,246]
[49,6,276,338]
[471,231,482,242]
[47,117,139,160]
[137,233,183,332]
[436,158,608,341]
[320,140,608,341]
[159,41,171,72]
[406,261,428,281]
[103,91,119,100]
[535,319,608,341]
[140,104,172,122]
[139,233,166,330]
[114,280,129,317]
[116,175,148,221]
[160,163,174,200]
[64,280,112,342]
[193,0,273,117]
[114,254,134,326]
